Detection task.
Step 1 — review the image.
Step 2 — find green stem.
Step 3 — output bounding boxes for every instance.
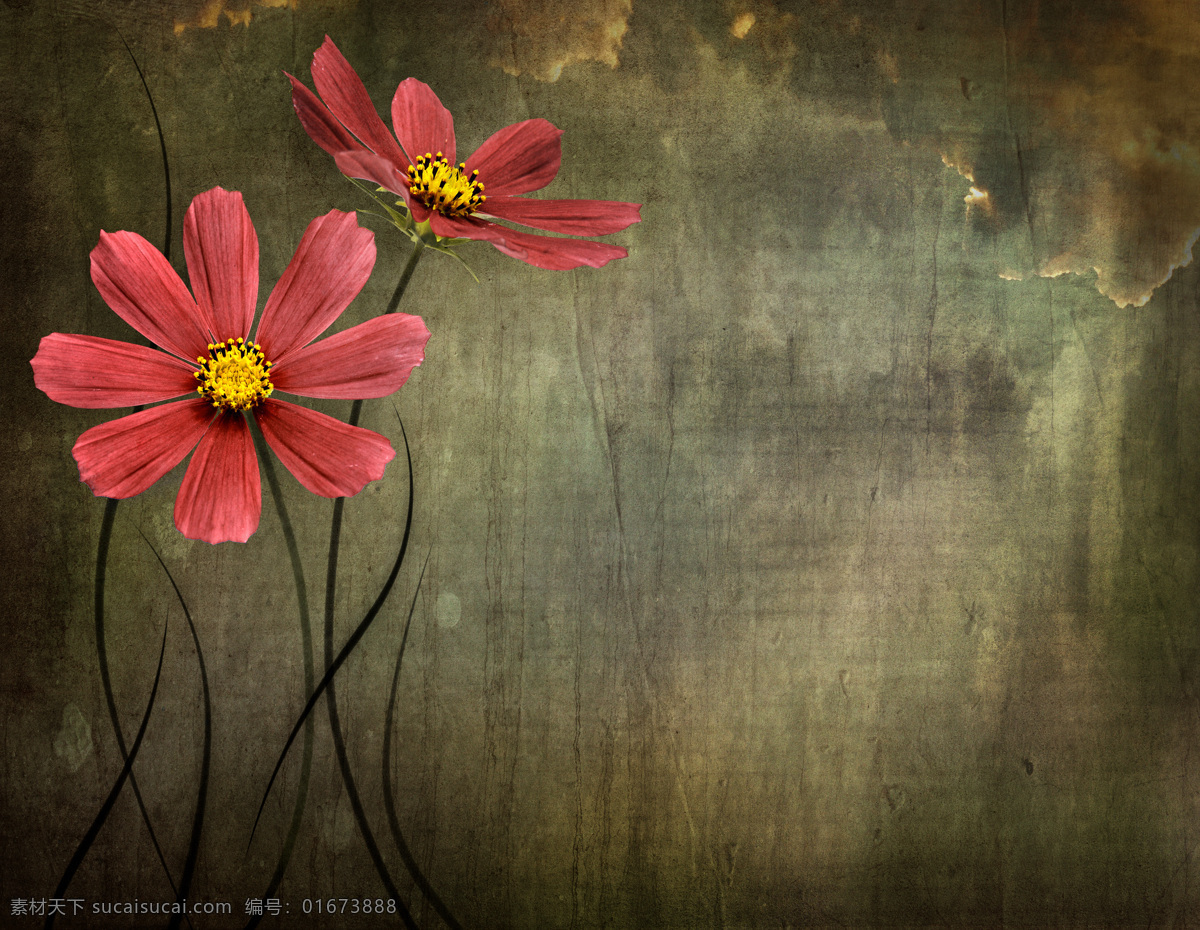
[386,240,426,314]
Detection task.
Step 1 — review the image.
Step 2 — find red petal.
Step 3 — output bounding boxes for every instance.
[183,187,259,342]
[90,230,209,362]
[427,212,500,242]
[32,333,198,408]
[464,119,562,196]
[254,209,376,366]
[390,78,455,165]
[72,398,213,499]
[256,399,395,498]
[490,230,628,270]
[333,150,429,222]
[431,215,629,269]
[272,313,430,399]
[288,72,362,158]
[309,36,408,168]
[482,195,642,235]
[174,412,261,544]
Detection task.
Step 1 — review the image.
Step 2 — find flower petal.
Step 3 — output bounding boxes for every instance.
[32,333,198,408]
[288,72,362,158]
[254,209,376,366]
[272,313,430,399]
[482,195,642,235]
[309,36,409,168]
[333,150,429,221]
[72,398,213,499]
[183,187,259,342]
[431,214,629,270]
[489,230,629,270]
[390,78,455,165]
[90,230,210,361]
[174,412,261,544]
[465,119,562,197]
[255,399,395,498]
[427,212,505,243]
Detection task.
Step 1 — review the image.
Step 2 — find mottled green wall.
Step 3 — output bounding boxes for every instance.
[3,0,1198,927]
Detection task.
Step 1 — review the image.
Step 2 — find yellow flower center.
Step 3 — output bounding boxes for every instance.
[194,337,274,411]
[407,152,486,217]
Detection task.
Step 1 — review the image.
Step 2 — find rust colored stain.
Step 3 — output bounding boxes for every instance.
[173,0,297,34]
[698,0,1200,307]
[894,0,1200,306]
[486,0,632,82]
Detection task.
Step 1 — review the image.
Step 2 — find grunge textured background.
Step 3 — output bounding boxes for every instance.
[2,0,1199,927]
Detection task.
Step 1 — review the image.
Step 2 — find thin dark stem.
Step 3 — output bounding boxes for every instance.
[46,608,169,930]
[383,555,464,930]
[80,29,184,915]
[347,242,425,431]
[136,535,211,930]
[115,28,171,264]
[250,245,424,912]
[323,501,413,926]
[94,502,188,923]
[388,242,425,315]
[249,421,416,850]
[374,242,463,923]
[322,244,424,918]
[244,420,315,928]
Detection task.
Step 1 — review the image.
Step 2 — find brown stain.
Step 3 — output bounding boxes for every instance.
[172,0,297,34]
[486,0,632,82]
[908,0,1200,307]
[691,0,1200,307]
[722,0,801,74]
[730,11,756,40]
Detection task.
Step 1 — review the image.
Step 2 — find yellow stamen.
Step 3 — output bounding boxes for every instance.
[406,152,486,218]
[194,336,274,411]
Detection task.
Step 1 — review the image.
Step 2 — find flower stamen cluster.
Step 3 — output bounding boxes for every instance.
[407,152,485,217]
[194,337,274,411]
[31,188,429,544]
[289,37,641,268]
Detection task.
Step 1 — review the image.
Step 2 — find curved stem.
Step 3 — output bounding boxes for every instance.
[45,611,170,930]
[114,28,171,261]
[323,244,423,918]
[348,243,424,439]
[171,609,210,930]
[324,500,412,925]
[95,502,189,925]
[243,421,315,928]
[382,555,465,929]
[247,422,416,849]
[136,536,210,930]
[79,28,184,915]
[250,244,425,914]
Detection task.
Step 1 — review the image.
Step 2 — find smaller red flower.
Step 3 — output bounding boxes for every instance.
[31,187,430,545]
[288,36,642,271]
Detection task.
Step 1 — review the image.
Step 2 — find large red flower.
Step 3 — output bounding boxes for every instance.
[288,36,641,271]
[31,187,430,545]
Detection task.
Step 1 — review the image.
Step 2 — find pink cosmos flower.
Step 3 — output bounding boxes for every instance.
[31,187,430,545]
[287,36,642,271]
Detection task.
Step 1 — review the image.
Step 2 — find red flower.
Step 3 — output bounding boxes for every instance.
[288,36,641,271]
[31,187,430,545]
